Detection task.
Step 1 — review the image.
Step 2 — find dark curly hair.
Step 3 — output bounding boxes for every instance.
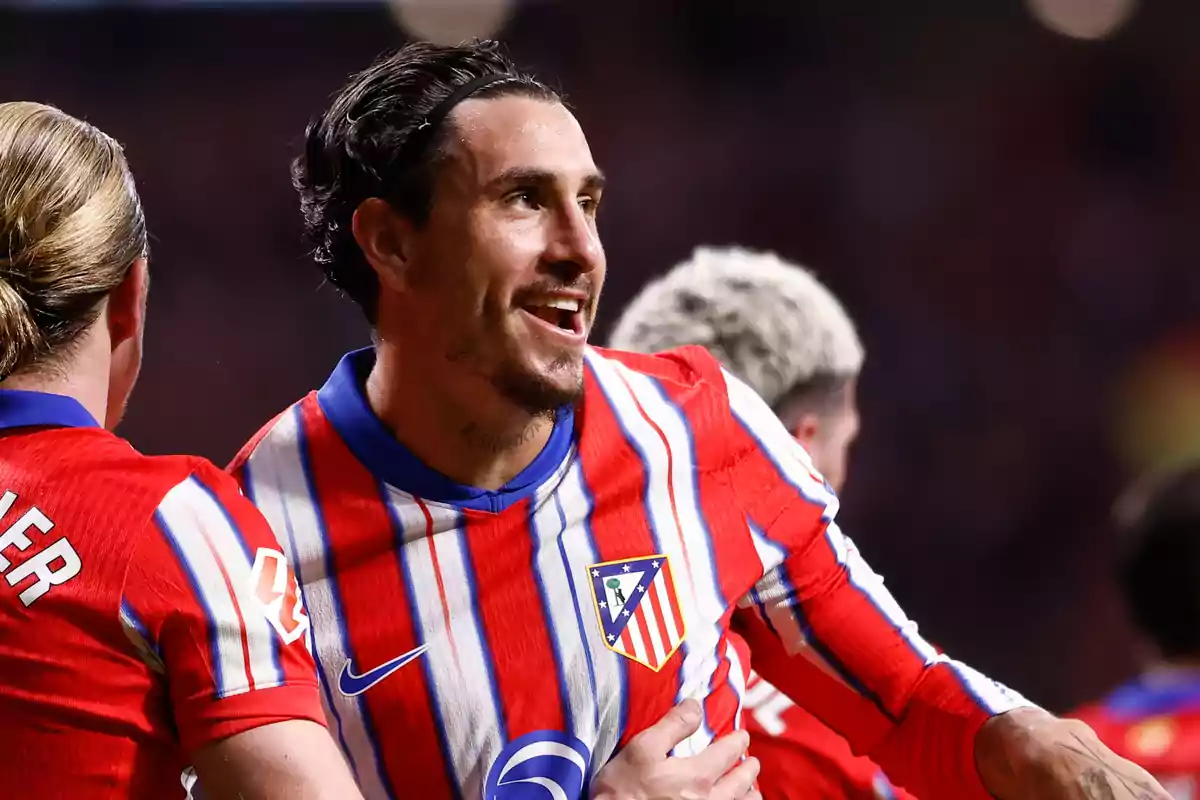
[1118,464,1200,659]
[293,40,560,323]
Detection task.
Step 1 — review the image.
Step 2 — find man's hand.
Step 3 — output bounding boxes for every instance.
[975,708,1171,799]
[591,699,761,800]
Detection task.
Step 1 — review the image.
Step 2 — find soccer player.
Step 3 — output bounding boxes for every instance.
[1071,464,1200,798]
[608,245,911,799]
[233,40,1171,799]
[0,102,362,798]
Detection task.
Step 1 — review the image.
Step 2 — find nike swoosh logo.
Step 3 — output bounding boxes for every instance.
[338,644,429,697]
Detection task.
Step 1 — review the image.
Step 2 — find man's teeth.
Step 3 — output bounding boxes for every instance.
[537,298,581,313]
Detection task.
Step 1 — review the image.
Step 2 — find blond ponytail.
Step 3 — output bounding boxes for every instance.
[0,102,147,378]
[0,278,40,377]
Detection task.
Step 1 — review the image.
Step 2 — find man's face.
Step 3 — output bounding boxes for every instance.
[787,378,860,494]
[389,94,606,415]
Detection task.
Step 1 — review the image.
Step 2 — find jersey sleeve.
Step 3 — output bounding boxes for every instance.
[720,367,1035,799]
[119,460,324,754]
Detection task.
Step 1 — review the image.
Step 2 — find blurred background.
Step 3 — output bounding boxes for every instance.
[3,0,1199,714]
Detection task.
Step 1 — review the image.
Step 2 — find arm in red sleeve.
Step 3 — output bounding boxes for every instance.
[120,461,325,754]
[721,367,1035,799]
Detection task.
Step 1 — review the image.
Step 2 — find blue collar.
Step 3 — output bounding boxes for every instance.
[1104,671,1200,719]
[0,390,100,431]
[316,347,575,513]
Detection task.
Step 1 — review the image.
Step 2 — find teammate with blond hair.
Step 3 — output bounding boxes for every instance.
[0,102,363,799]
[610,245,908,798]
[610,246,863,494]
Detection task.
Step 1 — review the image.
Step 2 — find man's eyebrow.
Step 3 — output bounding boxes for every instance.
[485,167,607,192]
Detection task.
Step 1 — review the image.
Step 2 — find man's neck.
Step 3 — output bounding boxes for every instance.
[0,336,110,427]
[366,343,554,491]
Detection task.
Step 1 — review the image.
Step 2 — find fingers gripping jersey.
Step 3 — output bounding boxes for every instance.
[232,346,1031,800]
[0,392,323,797]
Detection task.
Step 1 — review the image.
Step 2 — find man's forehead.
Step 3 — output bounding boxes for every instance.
[445,95,598,182]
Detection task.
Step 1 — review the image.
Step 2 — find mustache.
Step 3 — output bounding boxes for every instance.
[515,277,596,302]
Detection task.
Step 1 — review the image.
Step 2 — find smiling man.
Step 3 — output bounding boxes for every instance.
[231,39,1173,800]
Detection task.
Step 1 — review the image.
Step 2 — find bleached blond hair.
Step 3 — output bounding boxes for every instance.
[608,246,864,409]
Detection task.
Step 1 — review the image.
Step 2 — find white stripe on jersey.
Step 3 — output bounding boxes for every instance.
[155,477,272,696]
[163,476,285,689]
[615,362,739,733]
[242,408,392,800]
[384,491,504,799]
[585,349,721,756]
[939,657,1035,714]
[636,588,668,666]
[838,531,939,662]
[529,448,601,748]
[554,458,628,777]
[722,366,839,519]
[625,613,653,666]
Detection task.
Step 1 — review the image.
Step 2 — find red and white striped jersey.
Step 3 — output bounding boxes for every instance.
[232,346,1032,800]
[0,390,323,797]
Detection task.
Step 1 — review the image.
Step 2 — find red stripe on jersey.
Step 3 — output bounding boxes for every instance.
[458,507,566,737]
[298,398,452,798]
[775,540,917,709]
[735,611,894,751]
[135,518,231,702]
[645,581,670,664]
[198,523,256,693]
[619,628,636,661]
[612,369,695,578]
[652,379,763,614]
[579,370,685,744]
[652,378,763,733]
[413,497,460,664]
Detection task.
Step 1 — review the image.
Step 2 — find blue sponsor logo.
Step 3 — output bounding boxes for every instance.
[484,730,592,799]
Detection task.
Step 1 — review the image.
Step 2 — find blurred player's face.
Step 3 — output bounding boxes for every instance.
[381,95,606,415]
[788,379,860,493]
[103,258,147,429]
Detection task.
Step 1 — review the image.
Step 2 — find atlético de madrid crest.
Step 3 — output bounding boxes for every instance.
[587,555,686,672]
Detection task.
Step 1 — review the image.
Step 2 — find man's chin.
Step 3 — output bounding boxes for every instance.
[495,357,584,415]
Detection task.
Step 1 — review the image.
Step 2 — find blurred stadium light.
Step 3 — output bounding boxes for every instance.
[0,0,379,6]
[1113,328,1200,476]
[1026,0,1139,40]
[388,0,514,46]
[0,0,516,42]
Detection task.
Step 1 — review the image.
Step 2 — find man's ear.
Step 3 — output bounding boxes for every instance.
[107,256,148,348]
[789,412,821,448]
[352,198,414,292]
